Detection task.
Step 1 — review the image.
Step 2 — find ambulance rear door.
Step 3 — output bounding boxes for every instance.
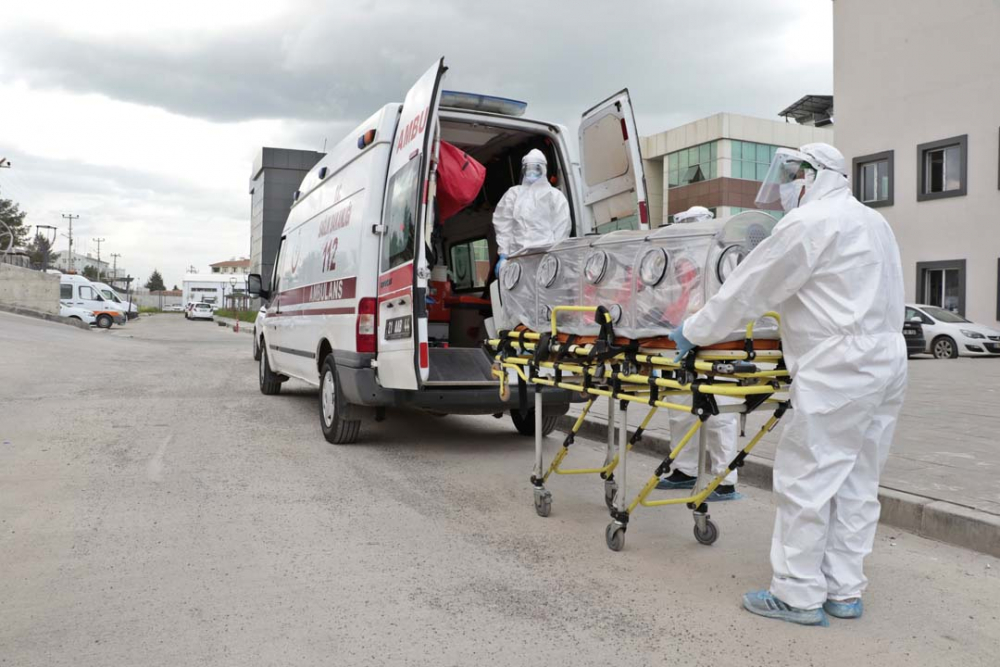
[579,89,648,234]
[376,58,447,390]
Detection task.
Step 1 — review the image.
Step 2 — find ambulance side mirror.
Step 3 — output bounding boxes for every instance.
[247,273,269,300]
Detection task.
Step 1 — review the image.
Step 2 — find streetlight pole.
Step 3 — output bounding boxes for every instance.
[35,225,57,271]
[229,276,238,332]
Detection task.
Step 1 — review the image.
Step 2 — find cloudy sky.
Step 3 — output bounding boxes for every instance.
[0,0,831,288]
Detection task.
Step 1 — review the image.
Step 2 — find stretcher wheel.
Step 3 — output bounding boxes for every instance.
[693,519,719,546]
[604,481,618,513]
[605,523,626,551]
[534,490,552,517]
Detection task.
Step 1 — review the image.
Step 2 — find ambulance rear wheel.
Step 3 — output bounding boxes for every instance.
[96,314,113,329]
[510,409,558,437]
[320,355,360,445]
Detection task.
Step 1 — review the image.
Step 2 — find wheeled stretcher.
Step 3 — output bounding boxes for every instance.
[487,306,790,551]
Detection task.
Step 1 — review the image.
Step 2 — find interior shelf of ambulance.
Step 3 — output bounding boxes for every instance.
[423,117,568,386]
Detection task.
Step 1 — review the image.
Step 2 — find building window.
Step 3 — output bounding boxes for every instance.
[916,259,966,315]
[668,141,718,188]
[212,267,219,273]
[852,150,894,208]
[917,135,967,201]
[731,141,780,182]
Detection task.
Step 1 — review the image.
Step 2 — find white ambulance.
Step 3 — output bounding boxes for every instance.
[248,57,647,444]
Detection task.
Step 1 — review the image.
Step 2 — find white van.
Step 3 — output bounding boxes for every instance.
[91,281,138,320]
[248,57,648,444]
[59,274,125,328]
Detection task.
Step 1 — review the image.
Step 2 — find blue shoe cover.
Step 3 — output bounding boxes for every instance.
[824,598,863,619]
[655,475,696,490]
[742,590,829,627]
[708,489,743,502]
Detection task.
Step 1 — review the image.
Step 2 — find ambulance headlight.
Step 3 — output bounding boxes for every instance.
[716,245,745,284]
[538,255,559,288]
[501,261,521,290]
[609,304,623,324]
[584,250,609,284]
[639,248,668,287]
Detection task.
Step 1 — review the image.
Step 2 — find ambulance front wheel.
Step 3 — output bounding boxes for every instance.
[320,355,361,445]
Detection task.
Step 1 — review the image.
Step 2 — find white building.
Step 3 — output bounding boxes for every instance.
[53,250,111,276]
[182,273,246,307]
[209,258,250,275]
[640,110,833,227]
[834,0,1000,326]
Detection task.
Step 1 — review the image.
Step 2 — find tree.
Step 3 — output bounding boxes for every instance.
[82,265,100,280]
[27,232,60,269]
[0,198,29,249]
[145,269,166,291]
[172,284,179,291]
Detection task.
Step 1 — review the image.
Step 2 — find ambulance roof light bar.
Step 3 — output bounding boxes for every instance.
[440,91,527,117]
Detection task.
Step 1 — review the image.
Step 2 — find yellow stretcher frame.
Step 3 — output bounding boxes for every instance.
[487,305,790,551]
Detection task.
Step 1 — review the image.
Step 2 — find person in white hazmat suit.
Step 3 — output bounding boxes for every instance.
[655,206,741,501]
[668,143,907,627]
[493,149,571,273]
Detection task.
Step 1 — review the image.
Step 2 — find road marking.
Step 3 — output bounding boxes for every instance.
[146,435,172,482]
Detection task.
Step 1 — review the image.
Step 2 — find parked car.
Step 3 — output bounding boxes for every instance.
[902,318,925,358]
[59,304,96,326]
[252,305,266,360]
[184,301,197,319]
[189,302,214,321]
[905,304,1000,359]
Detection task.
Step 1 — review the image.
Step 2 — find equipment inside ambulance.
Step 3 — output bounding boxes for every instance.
[247,57,649,445]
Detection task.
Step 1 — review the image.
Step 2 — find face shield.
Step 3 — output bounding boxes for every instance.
[754,148,817,211]
[521,161,546,185]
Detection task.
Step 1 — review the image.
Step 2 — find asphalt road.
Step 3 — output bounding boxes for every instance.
[1,312,998,667]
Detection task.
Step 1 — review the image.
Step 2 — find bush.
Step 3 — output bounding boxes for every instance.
[214,308,257,323]
[139,306,162,313]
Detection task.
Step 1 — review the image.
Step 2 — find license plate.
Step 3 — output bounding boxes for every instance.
[903,327,919,337]
[385,315,412,340]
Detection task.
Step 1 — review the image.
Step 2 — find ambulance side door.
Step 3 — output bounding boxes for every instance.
[578,90,648,234]
[375,57,447,390]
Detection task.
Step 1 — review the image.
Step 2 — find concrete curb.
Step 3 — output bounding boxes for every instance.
[0,303,90,330]
[556,414,1000,558]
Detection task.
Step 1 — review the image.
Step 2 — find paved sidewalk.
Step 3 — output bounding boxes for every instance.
[561,356,1000,554]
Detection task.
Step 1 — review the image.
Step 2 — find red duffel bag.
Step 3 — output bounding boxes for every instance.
[436,141,486,222]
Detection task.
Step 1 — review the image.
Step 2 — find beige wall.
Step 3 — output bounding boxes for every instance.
[834,0,1000,325]
[0,264,60,314]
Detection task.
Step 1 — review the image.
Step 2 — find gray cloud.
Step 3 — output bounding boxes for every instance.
[0,0,830,132]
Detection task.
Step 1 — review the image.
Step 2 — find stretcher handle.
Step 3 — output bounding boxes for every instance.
[745,311,782,339]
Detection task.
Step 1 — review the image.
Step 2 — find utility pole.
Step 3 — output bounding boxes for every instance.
[110,253,121,283]
[62,214,79,272]
[93,237,106,279]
